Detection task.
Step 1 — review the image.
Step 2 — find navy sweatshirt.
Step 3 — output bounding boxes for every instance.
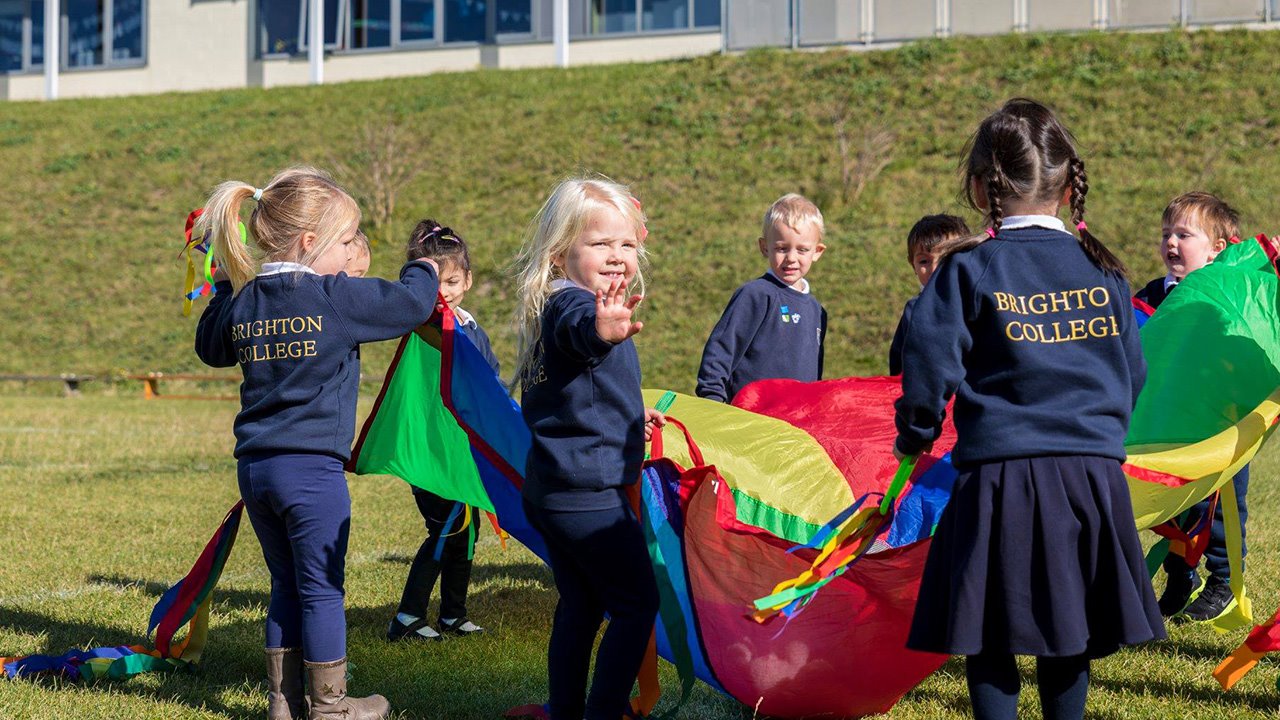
[521,284,645,511]
[195,262,439,461]
[894,225,1146,467]
[888,295,917,376]
[695,273,827,403]
[1134,276,1172,310]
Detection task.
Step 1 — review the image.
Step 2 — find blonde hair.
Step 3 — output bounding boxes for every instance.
[1163,191,1240,244]
[761,193,825,240]
[512,176,648,387]
[195,166,361,290]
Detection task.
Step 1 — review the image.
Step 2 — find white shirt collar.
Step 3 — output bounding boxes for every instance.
[549,278,583,293]
[999,215,1067,233]
[1164,273,1179,292]
[767,269,810,294]
[453,307,476,326]
[258,261,317,277]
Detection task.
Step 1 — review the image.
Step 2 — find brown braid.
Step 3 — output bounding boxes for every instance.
[986,172,1006,234]
[1068,157,1127,275]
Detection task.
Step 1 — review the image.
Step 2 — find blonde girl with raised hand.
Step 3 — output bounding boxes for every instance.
[513,177,664,720]
[193,166,439,720]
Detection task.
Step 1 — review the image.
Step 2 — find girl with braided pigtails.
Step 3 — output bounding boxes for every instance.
[893,99,1163,720]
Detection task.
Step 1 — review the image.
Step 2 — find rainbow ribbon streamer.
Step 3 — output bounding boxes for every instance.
[752,455,918,623]
[3,501,244,681]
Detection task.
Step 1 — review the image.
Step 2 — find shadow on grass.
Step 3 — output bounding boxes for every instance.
[86,573,272,612]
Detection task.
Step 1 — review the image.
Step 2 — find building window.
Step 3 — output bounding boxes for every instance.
[444,0,485,41]
[496,0,530,34]
[0,1,34,72]
[2,0,143,73]
[693,0,718,27]
[258,0,717,57]
[594,0,636,32]
[400,0,435,41]
[351,0,392,48]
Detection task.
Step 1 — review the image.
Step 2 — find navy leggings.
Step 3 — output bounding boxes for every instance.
[238,452,351,663]
[1162,466,1249,581]
[967,652,1089,720]
[524,500,660,720]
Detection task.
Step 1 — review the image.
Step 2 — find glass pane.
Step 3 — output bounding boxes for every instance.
[496,0,531,33]
[30,0,42,66]
[693,0,719,27]
[0,0,23,71]
[401,0,435,41]
[112,0,143,61]
[594,0,636,32]
[351,0,391,47]
[261,0,302,54]
[66,0,104,67]
[643,0,686,29]
[444,0,486,41]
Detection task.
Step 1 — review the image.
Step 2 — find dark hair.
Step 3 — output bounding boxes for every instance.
[944,98,1127,276]
[1163,191,1240,243]
[906,214,969,262]
[406,218,470,271]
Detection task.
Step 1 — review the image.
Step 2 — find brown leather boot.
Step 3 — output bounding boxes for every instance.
[304,657,391,720]
[265,647,306,720]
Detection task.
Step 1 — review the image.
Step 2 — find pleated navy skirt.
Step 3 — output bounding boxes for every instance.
[907,455,1165,658]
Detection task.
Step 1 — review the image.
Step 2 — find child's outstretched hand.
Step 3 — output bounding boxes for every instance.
[595,279,644,344]
[644,407,667,441]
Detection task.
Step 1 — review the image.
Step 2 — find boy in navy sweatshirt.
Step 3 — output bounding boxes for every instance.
[1142,191,1251,624]
[696,193,828,402]
[889,214,969,376]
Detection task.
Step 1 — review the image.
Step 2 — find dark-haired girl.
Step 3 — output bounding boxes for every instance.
[387,219,499,643]
[894,98,1163,720]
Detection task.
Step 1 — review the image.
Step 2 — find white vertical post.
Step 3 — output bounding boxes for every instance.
[44,0,58,100]
[553,0,568,67]
[309,0,324,84]
[861,0,874,44]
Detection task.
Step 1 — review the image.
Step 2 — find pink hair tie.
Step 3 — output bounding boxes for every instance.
[985,227,997,238]
[1076,221,1088,232]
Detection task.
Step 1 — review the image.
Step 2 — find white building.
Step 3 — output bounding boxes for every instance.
[1,0,1276,101]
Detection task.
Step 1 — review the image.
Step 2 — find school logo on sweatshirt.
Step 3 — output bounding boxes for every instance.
[780,305,802,324]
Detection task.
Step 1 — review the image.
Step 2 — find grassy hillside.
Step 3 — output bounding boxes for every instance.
[3,29,1280,390]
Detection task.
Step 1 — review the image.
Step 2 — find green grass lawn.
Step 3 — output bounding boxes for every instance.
[3,396,1280,720]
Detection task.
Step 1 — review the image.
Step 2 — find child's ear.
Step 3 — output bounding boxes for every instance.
[300,231,318,255]
[757,236,769,257]
[463,270,474,292]
[551,253,566,271]
[1212,237,1229,255]
[1060,185,1073,209]
[972,177,989,212]
[812,242,826,261]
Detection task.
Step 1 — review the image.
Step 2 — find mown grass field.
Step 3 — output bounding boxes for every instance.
[3,396,1280,720]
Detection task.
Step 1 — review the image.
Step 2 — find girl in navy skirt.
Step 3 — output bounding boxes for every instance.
[894,99,1165,720]
[195,167,439,720]
[513,177,663,720]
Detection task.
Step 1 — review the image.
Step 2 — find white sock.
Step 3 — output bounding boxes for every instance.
[396,612,420,626]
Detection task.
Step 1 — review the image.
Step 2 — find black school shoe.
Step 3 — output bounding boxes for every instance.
[1158,568,1204,617]
[386,616,442,642]
[1180,579,1238,624]
[437,617,485,637]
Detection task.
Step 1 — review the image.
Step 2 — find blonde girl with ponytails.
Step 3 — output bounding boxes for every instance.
[513,176,664,720]
[193,166,439,720]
